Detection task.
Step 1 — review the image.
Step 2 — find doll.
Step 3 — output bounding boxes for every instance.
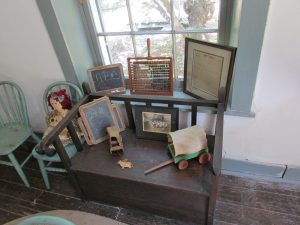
[36,89,72,156]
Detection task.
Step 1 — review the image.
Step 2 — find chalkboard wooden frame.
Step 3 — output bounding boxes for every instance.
[111,104,126,132]
[79,97,117,144]
[87,64,126,94]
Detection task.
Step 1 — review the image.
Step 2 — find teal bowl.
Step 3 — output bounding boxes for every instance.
[17,215,76,225]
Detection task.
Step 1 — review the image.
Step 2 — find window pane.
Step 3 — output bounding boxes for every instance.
[135,34,172,58]
[175,33,218,79]
[104,35,135,75]
[130,0,171,31]
[173,0,220,30]
[98,0,130,32]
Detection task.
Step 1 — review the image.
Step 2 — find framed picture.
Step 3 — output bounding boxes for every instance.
[87,63,126,94]
[79,97,117,144]
[134,106,179,141]
[183,38,236,106]
[111,104,126,132]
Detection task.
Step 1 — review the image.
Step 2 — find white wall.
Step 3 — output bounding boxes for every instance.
[223,0,300,166]
[0,0,65,132]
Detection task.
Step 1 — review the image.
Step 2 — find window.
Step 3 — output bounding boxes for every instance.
[87,0,226,79]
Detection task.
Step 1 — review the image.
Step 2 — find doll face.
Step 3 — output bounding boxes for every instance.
[50,98,63,112]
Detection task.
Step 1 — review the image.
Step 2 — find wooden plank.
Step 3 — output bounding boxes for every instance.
[76,171,209,224]
[52,136,86,199]
[0,208,19,225]
[124,101,135,129]
[191,105,197,126]
[214,201,243,225]
[90,92,218,108]
[242,205,300,225]
[67,122,83,152]
[242,189,300,216]
[212,102,224,176]
[207,176,220,225]
[40,95,89,149]
[71,130,211,195]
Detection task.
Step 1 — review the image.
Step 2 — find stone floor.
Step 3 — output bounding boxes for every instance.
[0,143,299,225]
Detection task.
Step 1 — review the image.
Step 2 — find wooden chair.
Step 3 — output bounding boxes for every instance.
[0,81,40,187]
[32,81,83,189]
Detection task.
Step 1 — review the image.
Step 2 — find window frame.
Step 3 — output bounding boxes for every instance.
[84,0,231,80]
[37,0,270,117]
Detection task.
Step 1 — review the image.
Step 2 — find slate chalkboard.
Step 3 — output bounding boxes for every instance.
[88,64,126,94]
[112,104,125,131]
[79,97,117,144]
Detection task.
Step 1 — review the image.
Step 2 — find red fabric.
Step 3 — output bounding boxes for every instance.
[47,89,72,110]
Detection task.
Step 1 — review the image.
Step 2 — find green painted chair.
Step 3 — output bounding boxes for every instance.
[0,81,40,187]
[32,81,83,189]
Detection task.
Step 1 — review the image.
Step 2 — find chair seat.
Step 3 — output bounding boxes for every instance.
[0,124,31,155]
[32,144,78,162]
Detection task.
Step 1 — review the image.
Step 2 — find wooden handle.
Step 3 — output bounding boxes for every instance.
[147,38,151,57]
[144,159,173,175]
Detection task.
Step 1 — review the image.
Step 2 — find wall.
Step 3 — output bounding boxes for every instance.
[0,0,65,132]
[223,0,300,166]
[52,0,94,84]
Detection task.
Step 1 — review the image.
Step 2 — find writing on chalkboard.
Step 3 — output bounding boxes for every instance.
[87,63,126,94]
[79,97,117,144]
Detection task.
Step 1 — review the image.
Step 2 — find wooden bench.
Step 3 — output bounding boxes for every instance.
[39,84,225,225]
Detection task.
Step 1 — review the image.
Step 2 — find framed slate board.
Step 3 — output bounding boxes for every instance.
[79,97,117,144]
[111,104,126,132]
[87,64,126,94]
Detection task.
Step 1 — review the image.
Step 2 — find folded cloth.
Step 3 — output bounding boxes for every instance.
[168,125,207,157]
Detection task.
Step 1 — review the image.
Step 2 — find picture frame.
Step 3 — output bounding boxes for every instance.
[111,104,126,132]
[134,106,179,141]
[79,97,117,144]
[87,63,126,94]
[183,38,237,106]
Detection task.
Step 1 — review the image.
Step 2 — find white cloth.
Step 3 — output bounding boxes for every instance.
[168,125,207,157]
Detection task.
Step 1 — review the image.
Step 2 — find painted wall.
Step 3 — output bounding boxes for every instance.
[51,0,95,84]
[223,0,300,166]
[0,0,65,132]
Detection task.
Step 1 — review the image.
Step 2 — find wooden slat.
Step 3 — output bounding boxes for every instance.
[191,105,197,126]
[52,136,86,199]
[52,136,71,170]
[40,95,89,149]
[90,92,218,108]
[212,88,226,176]
[124,101,135,129]
[67,122,83,152]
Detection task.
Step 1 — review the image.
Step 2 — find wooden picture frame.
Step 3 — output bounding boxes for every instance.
[111,104,126,132]
[134,106,179,141]
[87,63,126,94]
[183,38,236,106]
[79,97,117,144]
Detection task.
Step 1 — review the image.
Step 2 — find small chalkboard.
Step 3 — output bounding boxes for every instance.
[111,104,126,132]
[79,97,117,144]
[87,64,126,94]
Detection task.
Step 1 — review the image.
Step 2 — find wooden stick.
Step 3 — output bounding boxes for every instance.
[147,38,151,57]
[144,159,173,175]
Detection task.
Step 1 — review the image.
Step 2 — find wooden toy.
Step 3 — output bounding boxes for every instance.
[107,126,124,153]
[118,159,133,169]
[144,125,212,174]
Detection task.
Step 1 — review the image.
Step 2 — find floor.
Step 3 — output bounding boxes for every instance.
[0,142,299,225]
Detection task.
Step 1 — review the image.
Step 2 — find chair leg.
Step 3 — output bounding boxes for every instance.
[8,153,30,188]
[37,159,50,189]
[31,132,41,143]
